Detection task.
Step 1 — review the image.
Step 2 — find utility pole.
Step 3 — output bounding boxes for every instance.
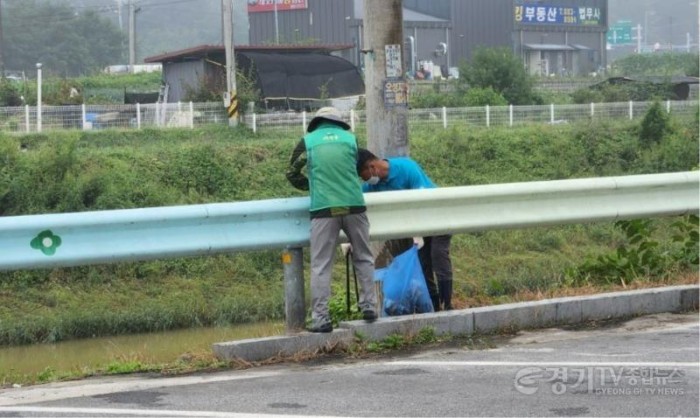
[0,0,4,76]
[637,24,642,54]
[222,0,238,126]
[274,0,279,44]
[128,0,140,72]
[362,0,408,158]
[116,0,124,30]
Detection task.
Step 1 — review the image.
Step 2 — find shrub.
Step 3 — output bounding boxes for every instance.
[639,101,671,147]
[464,87,508,106]
[571,87,604,104]
[458,47,539,105]
[0,79,23,106]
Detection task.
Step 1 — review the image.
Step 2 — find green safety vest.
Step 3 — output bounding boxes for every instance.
[304,124,365,214]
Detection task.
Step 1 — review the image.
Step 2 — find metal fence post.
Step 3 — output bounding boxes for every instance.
[442,106,447,129]
[590,102,595,117]
[302,111,307,133]
[629,101,634,120]
[81,104,87,130]
[282,247,305,332]
[253,113,257,134]
[509,104,513,127]
[351,109,356,132]
[25,105,30,133]
[189,102,194,129]
[155,102,160,127]
[550,103,555,124]
[485,105,490,127]
[666,100,671,113]
[136,103,141,129]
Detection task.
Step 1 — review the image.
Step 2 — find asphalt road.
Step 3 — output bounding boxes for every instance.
[1,312,698,417]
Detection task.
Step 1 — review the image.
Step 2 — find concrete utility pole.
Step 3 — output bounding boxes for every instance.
[116,0,123,31]
[128,0,140,72]
[0,0,4,76]
[222,0,238,126]
[362,0,408,158]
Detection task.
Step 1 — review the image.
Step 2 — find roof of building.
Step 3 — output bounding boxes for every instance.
[236,51,364,101]
[144,44,355,64]
[523,43,577,51]
[352,3,449,26]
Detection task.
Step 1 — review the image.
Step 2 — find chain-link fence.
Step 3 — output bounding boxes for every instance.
[0,100,696,135]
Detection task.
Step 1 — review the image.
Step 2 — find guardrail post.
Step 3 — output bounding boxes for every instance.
[282,247,305,332]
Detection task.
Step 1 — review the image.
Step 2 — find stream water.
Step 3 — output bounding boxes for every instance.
[0,321,284,377]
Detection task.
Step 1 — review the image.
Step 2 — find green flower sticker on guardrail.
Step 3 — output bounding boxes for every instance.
[30,230,62,256]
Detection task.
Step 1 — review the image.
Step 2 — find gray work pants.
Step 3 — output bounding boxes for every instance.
[310,212,376,327]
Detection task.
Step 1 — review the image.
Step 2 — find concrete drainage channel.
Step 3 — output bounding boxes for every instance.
[212,285,699,363]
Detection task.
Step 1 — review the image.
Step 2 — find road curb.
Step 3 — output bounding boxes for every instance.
[212,285,699,362]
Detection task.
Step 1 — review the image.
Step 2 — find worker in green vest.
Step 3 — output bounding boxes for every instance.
[286,107,378,332]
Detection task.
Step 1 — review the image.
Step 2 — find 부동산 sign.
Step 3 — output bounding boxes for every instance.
[514,4,601,26]
[247,0,308,13]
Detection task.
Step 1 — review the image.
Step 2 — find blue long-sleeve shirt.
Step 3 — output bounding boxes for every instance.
[362,157,436,192]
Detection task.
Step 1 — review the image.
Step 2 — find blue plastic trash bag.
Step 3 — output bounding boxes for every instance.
[374,245,434,316]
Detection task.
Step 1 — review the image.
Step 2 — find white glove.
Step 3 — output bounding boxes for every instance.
[340,243,352,256]
[413,237,424,249]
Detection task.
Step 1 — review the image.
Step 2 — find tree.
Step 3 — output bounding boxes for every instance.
[3,1,125,76]
[458,47,540,105]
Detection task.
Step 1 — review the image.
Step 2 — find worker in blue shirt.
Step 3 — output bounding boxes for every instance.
[356,148,454,311]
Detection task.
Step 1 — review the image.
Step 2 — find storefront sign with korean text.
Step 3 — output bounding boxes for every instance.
[247,0,308,13]
[514,4,601,26]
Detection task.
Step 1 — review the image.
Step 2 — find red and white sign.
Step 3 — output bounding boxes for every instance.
[247,0,308,13]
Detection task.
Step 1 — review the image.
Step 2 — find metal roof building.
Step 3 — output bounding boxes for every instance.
[247,0,609,77]
[144,44,363,108]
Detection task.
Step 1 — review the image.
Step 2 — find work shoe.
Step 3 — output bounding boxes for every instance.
[362,309,377,322]
[307,322,333,333]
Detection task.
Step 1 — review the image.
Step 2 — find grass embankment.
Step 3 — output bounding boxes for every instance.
[0,117,698,351]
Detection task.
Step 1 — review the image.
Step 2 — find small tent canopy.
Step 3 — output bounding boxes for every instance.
[236,51,364,104]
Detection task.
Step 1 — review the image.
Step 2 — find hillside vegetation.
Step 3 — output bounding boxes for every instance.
[0,114,697,346]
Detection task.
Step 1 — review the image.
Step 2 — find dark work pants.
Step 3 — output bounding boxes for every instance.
[418,234,453,310]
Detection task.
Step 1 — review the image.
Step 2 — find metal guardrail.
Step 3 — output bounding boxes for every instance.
[1,171,697,272]
[2,171,697,330]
